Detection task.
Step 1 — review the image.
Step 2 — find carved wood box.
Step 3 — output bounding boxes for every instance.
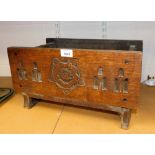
[7,38,143,129]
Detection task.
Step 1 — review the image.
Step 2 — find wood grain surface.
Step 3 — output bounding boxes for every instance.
[8,47,142,110]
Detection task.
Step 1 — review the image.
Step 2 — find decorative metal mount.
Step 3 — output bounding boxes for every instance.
[49,58,85,94]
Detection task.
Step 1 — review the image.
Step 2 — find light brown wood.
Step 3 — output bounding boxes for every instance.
[7,39,142,129]
[8,48,142,109]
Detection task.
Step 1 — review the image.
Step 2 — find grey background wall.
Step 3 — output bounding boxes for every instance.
[0,21,154,81]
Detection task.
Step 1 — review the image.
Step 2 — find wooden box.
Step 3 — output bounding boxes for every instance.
[7,38,143,129]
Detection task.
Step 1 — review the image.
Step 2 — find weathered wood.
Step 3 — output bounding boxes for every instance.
[7,38,142,129]
[22,92,39,109]
[120,108,131,129]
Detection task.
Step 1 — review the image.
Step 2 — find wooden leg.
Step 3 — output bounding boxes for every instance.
[120,108,131,129]
[22,92,38,109]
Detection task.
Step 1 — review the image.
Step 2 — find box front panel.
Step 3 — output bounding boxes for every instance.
[8,47,142,109]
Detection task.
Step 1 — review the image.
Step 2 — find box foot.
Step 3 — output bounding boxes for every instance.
[22,92,39,109]
[120,108,131,129]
